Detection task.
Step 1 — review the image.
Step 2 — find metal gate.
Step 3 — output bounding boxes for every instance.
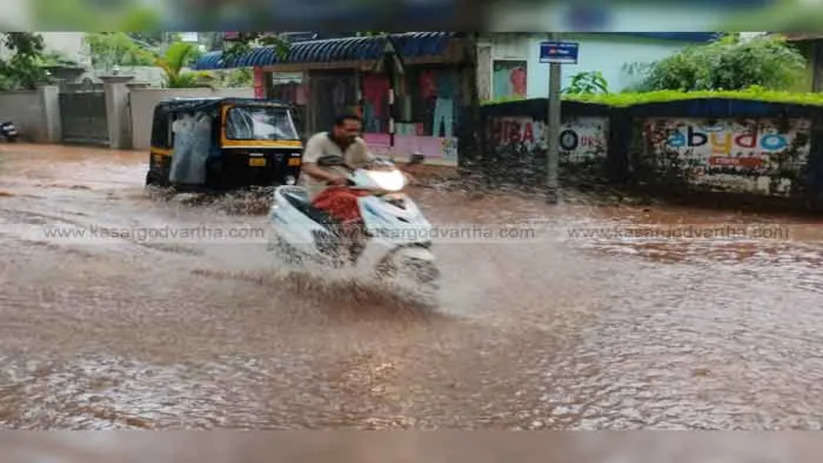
[59,90,109,145]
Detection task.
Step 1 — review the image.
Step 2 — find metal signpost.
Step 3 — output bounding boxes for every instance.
[540,38,579,203]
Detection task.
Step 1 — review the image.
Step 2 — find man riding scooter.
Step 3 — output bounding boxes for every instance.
[270,114,438,303]
[300,113,414,261]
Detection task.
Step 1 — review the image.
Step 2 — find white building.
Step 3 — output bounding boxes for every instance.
[477,32,719,101]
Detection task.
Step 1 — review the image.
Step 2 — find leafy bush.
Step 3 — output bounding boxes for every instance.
[219,68,253,88]
[42,51,80,67]
[563,71,608,94]
[635,34,806,92]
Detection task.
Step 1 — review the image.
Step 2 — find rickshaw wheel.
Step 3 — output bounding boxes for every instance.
[145,171,157,186]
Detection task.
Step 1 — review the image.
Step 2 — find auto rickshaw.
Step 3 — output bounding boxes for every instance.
[145,97,304,190]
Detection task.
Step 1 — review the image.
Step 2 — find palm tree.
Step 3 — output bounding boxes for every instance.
[155,42,212,88]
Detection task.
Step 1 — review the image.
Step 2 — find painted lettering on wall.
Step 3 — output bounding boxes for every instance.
[488,116,608,163]
[644,117,811,196]
[664,125,790,159]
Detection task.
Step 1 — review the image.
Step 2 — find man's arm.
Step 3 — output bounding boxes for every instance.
[358,138,377,164]
[301,135,347,185]
[302,163,347,185]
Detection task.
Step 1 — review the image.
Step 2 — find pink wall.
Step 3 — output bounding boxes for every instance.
[363,133,457,162]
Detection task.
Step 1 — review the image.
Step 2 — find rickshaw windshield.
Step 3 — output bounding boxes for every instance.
[225,105,299,141]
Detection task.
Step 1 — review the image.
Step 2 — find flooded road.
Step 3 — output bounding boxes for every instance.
[2,143,823,430]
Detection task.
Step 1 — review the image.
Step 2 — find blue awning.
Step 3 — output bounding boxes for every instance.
[194,32,456,70]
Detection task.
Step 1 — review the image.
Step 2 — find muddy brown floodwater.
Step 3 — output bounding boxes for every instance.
[2,143,823,430]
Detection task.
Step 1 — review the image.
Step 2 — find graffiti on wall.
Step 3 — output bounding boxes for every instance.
[643,118,811,195]
[438,136,458,161]
[487,116,608,163]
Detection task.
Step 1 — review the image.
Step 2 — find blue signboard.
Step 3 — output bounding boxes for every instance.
[540,41,579,64]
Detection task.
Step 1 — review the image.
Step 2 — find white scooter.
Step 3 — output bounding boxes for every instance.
[268,154,440,304]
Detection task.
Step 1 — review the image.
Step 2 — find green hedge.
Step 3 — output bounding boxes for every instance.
[563,87,823,107]
[480,95,527,106]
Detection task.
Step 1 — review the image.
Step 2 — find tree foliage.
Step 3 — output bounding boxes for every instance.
[0,33,49,90]
[222,33,290,63]
[32,0,161,31]
[723,3,823,32]
[635,34,806,92]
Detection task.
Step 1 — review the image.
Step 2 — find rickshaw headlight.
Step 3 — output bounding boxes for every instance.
[285,176,296,185]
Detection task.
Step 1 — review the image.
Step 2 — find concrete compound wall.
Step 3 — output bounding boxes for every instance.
[129,87,254,150]
[0,85,255,148]
[0,87,61,143]
[479,98,823,204]
[621,99,823,202]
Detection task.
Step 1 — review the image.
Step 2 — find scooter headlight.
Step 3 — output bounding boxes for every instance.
[367,170,406,192]
[285,176,296,185]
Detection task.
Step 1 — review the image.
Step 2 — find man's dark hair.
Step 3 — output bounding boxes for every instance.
[334,113,361,127]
